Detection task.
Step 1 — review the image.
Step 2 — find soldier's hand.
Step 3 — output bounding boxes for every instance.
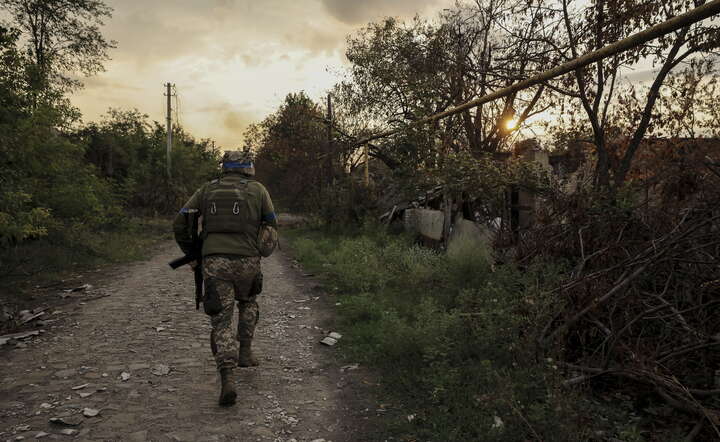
[189,261,199,270]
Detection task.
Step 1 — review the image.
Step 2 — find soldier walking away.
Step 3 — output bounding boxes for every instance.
[173,150,278,406]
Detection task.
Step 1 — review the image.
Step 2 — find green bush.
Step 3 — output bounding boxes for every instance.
[287,226,585,441]
[0,217,171,291]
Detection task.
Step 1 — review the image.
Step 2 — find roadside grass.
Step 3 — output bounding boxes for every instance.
[0,217,172,295]
[284,225,589,441]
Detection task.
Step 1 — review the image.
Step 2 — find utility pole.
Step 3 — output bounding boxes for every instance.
[326,93,332,148]
[325,94,333,190]
[165,83,174,179]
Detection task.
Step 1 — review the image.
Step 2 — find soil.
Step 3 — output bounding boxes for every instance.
[0,241,386,442]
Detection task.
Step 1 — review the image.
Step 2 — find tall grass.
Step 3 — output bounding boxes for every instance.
[0,217,172,291]
[285,226,587,441]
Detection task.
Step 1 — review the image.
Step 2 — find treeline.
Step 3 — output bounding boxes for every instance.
[0,3,219,254]
[251,0,720,217]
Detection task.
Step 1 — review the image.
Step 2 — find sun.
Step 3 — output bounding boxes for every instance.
[505,118,519,131]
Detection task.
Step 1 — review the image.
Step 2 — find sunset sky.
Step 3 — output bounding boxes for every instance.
[71,0,454,149]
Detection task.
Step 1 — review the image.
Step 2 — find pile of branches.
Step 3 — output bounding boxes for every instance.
[517,169,720,438]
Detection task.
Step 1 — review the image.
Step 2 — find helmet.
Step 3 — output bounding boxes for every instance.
[257,224,278,257]
[222,150,255,176]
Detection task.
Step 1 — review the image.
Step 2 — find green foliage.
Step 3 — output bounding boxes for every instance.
[0,202,51,246]
[1,0,116,96]
[287,227,585,441]
[251,92,335,213]
[0,17,219,250]
[0,217,171,291]
[0,106,113,242]
[79,108,221,214]
[0,1,215,301]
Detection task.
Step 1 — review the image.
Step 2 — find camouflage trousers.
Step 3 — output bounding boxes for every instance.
[202,254,261,370]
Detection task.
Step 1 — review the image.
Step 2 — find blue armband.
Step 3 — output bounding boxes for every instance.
[263,212,277,222]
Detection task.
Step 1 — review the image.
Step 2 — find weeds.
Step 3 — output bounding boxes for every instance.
[0,217,171,292]
[285,226,586,441]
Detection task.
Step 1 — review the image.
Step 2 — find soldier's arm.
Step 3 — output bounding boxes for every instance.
[260,186,278,229]
[173,188,203,254]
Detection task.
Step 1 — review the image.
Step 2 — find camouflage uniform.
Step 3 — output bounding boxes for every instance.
[204,255,261,369]
[173,151,277,373]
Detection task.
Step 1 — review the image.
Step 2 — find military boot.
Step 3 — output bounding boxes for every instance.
[218,368,237,406]
[238,339,259,367]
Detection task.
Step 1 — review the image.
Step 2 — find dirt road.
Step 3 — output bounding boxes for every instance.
[0,242,380,442]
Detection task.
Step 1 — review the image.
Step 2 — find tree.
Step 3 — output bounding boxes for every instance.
[0,0,116,100]
[545,0,720,188]
[340,1,555,173]
[0,25,29,115]
[251,92,334,211]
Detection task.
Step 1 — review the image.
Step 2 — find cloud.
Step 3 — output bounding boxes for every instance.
[71,0,452,150]
[79,75,142,92]
[320,0,442,25]
[223,109,255,132]
[191,101,258,147]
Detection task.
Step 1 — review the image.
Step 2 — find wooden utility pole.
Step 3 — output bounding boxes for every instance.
[326,94,333,188]
[327,93,333,148]
[165,82,174,179]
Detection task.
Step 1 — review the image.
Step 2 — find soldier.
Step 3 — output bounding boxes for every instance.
[173,150,278,406]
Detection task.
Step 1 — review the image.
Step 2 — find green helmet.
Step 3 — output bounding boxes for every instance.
[257,224,278,257]
[222,150,255,176]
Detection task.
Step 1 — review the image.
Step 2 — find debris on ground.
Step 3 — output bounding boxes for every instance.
[320,337,337,346]
[18,309,45,325]
[492,416,504,429]
[151,364,170,376]
[82,408,100,417]
[65,283,92,293]
[320,331,343,346]
[0,330,42,346]
[0,242,377,440]
[49,416,82,427]
[340,364,359,372]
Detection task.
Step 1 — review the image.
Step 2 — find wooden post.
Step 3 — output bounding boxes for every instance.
[165,82,173,179]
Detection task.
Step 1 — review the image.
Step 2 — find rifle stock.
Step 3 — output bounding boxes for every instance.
[168,254,198,269]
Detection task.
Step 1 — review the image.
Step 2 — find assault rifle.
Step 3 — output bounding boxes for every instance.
[168,211,203,310]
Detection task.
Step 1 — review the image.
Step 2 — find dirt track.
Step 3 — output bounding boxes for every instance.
[0,241,381,442]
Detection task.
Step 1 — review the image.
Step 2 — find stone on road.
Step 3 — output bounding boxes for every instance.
[0,241,376,441]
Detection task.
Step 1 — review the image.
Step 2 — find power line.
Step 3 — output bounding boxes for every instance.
[165,82,175,179]
[173,85,181,127]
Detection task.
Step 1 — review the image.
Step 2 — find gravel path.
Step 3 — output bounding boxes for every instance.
[1,241,380,442]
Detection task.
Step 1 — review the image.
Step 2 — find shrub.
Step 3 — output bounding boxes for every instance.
[287,226,586,441]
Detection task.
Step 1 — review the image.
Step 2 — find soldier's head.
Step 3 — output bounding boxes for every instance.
[221,150,255,176]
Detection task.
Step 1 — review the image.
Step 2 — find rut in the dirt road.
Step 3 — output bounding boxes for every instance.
[0,241,379,442]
